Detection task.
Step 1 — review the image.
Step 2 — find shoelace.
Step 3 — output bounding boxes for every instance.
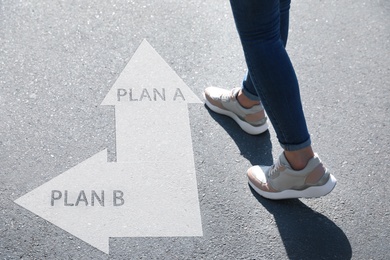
[220,89,236,102]
[267,159,284,179]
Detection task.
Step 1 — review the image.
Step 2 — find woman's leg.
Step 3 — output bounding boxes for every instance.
[230,0,311,156]
[240,0,291,103]
[205,0,337,199]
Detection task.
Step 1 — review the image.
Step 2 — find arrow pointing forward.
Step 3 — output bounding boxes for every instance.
[102,39,201,163]
[15,40,203,254]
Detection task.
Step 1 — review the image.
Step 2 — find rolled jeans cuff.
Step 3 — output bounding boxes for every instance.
[241,85,260,101]
[280,137,312,151]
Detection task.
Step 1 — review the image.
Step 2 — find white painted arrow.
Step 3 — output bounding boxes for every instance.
[101,39,201,163]
[15,40,203,254]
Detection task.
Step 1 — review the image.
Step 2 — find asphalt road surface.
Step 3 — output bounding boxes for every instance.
[1,0,389,259]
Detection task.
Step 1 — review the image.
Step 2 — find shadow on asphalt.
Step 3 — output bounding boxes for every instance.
[250,187,352,260]
[206,106,352,259]
[205,105,274,166]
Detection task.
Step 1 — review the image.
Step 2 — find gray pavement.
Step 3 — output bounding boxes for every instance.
[1,0,389,259]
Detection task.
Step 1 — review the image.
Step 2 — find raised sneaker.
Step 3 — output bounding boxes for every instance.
[203,87,268,135]
[248,153,337,200]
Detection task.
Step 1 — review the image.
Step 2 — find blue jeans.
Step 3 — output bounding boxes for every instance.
[230,0,311,151]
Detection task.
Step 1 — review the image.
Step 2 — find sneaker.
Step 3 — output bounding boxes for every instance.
[247,153,337,200]
[203,87,268,135]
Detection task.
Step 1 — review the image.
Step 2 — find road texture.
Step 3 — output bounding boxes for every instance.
[1,0,389,259]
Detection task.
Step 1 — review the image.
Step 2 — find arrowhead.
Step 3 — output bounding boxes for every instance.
[101,39,201,106]
[14,149,111,253]
[14,149,203,254]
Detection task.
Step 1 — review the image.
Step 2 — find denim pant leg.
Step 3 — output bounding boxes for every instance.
[242,0,290,100]
[230,0,311,151]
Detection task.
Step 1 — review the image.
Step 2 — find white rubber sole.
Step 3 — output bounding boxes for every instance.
[204,96,268,135]
[248,174,337,200]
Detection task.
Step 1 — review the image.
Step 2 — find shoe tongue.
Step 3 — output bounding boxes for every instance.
[279,152,292,168]
[231,88,240,99]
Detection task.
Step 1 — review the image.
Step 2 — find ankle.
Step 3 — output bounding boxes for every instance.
[237,90,260,109]
[284,147,315,171]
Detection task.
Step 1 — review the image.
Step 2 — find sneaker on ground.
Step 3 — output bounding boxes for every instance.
[248,153,337,200]
[203,87,268,135]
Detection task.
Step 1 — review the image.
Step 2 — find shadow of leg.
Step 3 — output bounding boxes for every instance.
[205,105,273,166]
[249,186,352,260]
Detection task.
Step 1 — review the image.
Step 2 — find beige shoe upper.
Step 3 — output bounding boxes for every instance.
[204,87,266,126]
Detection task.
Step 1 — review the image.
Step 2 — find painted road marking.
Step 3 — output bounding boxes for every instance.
[14,40,203,254]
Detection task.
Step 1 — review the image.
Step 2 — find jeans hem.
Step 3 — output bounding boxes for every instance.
[241,85,260,101]
[280,138,311,151]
